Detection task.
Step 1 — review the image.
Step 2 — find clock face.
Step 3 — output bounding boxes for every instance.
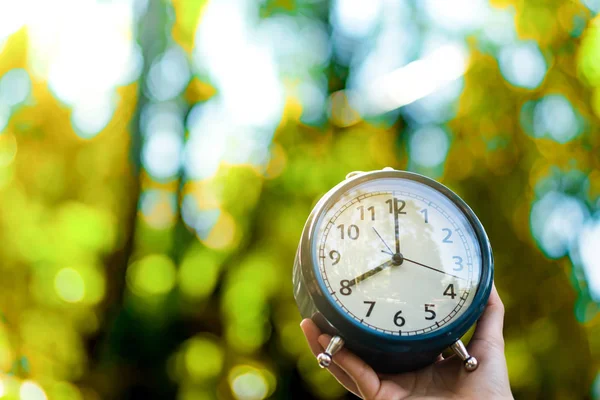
[312,177,483,337]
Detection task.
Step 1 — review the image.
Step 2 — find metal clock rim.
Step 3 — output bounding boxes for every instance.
[298,169,494,352]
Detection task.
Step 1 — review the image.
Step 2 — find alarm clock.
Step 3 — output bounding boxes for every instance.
[293,168,493,373]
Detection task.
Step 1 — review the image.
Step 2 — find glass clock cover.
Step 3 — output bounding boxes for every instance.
[312,177,483,338]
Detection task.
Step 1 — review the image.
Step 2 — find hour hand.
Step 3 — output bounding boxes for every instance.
[348,259,395,287]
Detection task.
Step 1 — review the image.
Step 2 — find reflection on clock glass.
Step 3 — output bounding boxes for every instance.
[313,178,483,336]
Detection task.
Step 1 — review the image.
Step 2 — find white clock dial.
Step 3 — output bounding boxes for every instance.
[313,178,483,336]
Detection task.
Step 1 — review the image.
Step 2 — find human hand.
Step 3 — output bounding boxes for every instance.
[300,284,513,400]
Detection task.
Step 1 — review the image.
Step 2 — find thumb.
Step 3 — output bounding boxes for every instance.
[469,283,505,354]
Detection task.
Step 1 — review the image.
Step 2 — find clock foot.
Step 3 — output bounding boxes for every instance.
[450,339,478,372]
[317,335,345,368]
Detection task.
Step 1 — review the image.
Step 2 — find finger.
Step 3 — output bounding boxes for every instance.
[299,319,359,395]
[300,319,324,357]
[325,362,361,397]
[318,334,384,400]
[469,284,505,352]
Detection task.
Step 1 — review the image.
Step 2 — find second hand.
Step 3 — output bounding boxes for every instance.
[402,257,465,280]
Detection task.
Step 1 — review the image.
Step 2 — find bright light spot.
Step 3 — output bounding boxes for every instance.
[28,0,139,139]
[184,101,228,180]
[533,95,581,143]
[0,69,31,106]
[352,1,411,65]
[404,78,463,124]
[530,192,589,259]
[178,249,220,299]
[71,95,116,139]
[184,337,224,381]
[259,16,330,74]
[360,43,468,115]
[54,268,85,303]
[219,44,283,128]
[39,1,139,103]
[423,0,489,32]
[229,366,273,400]
[142,131,182,179]
[141,102,184,137]
[576,219,600,301]
[19,381,47,400]
[481,8,517,45]
[331,0,382,38]
[409,126,450,167]
[0,1,26,40]
[193,1,247,78]
[499,41,547,89]
[181,194,221,236]
[147,46,190,101]
[184,133,225,180]
[193,2,283,129]
[127,254,177,297]
[347,19,417,106]
[0,378,4,397]
[140,190,177,229]
[297,80,327,124]
[222,131,270,167]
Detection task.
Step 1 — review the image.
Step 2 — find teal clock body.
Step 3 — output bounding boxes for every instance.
[293,169,494,373]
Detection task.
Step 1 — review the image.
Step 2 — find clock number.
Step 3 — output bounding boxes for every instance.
[393,311,406,327]
[420,208,429,223]
[357,206,375,221]
[444,284,456,299]
[329,250,341,266]
[348,225,359,240]
[452,256,463,271]
[386,198,406,215]
[340,280,352,296]
[363,301,376,317]
[424,304,436,320]
[442,228,453,243]
[337,224,360,240]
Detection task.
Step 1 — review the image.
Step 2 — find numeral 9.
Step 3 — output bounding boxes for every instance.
[329,250,341,266]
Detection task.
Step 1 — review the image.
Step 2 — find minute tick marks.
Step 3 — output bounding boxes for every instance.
[318,186,479,337]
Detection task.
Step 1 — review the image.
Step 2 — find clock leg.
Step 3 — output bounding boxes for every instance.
[450,339,478,372]
[317,335,345,368]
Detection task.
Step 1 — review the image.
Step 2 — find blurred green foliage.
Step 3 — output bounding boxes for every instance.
[0,0,599,399]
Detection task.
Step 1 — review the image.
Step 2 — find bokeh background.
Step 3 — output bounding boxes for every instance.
[0,0,599,398]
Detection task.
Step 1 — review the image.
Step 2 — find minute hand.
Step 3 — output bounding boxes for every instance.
[393,198,401,254]
[403,257,466,280]
[348,260,395,287]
